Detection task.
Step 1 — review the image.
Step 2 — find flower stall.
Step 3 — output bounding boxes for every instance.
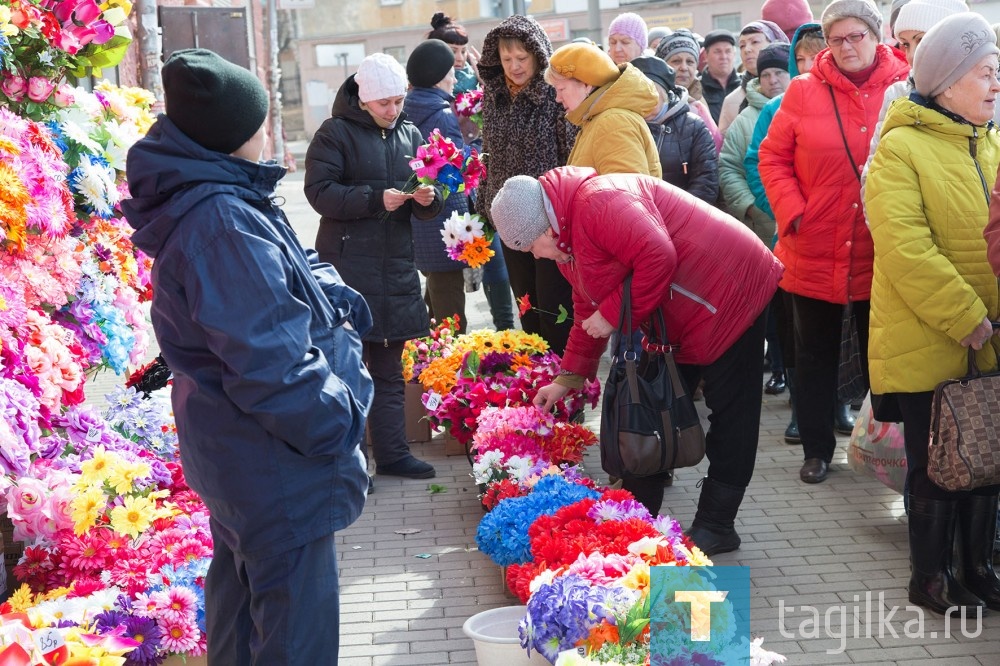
[0,2,214,663]
[403,323,787,666]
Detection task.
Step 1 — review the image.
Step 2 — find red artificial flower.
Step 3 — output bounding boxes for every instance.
[517,293,532,318]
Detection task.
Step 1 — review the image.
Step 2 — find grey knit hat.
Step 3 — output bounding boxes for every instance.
[656,29,701,62]
[821,0,883,40]
[913,12,999,98]
[490,176,551,251]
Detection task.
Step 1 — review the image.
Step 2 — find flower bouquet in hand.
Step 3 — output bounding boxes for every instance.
[441,211,494,268]
[454,87,484,130]
[408,128,485,200]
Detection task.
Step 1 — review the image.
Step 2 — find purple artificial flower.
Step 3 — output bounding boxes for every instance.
[587,498,652,524]
[122,614,163,665]
[478,351,515,376]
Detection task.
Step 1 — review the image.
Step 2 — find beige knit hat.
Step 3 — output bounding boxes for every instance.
[490,176,552,251]
[913,12,999,98]
[821,0,883,40]
[355,53,407,102]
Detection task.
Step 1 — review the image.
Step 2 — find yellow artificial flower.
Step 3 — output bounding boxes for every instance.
[106,460,150,495]
[4,584,37,613]
[42,585,73,601]
[0,6,19,37]
[619,559,650,593]
[109,494,157,538]
[100,0,133,15]
[71,486,107,534]
[79,446,116,485]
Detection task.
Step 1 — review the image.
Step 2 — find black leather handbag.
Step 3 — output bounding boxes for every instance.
[600,275,706,479]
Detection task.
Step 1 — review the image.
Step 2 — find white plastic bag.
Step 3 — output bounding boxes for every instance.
[847,392,907,494]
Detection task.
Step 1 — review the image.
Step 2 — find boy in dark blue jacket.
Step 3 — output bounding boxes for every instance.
[123,49,373,664]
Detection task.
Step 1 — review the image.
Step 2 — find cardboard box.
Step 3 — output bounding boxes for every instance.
[443,431,466,457]
[404,381,431,443]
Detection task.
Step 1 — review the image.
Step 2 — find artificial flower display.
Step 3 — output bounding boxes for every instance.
[414,327,598,445]
[0,0,134,120]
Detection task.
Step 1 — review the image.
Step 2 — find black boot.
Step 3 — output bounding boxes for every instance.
[784,369,800,444]
[834,401,856,435]
[685,477,745,556]
[958,494,1000,610]
[907,494,985,614]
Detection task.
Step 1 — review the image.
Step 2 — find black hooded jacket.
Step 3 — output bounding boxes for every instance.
[304,75,443,342]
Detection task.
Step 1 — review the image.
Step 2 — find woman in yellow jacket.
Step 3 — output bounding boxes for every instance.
[544,42,661,177]
[865,13,1000,617]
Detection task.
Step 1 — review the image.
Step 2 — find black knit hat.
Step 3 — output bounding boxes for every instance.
[631,56,676,94]
[756,42,791,74]
[162,48,269,155]
[407,39,456,89]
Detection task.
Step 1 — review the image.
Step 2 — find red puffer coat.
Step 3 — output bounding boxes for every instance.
[758,45,909,303]
[539,166,783,379]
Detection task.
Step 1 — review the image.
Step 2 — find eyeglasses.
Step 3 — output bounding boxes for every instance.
[826,29,869,48]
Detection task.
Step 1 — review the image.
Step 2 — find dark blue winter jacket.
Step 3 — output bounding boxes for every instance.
[404,86,470,274]
[123,117,372,560]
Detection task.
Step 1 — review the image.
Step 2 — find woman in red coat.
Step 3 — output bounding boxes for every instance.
[489,165,783,556]
[758,0,909,484]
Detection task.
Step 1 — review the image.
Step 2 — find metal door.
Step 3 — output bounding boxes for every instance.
[159,6,251,69]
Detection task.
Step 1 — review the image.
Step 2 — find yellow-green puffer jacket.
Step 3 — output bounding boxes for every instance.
[865,97,1000,394]
[565,63,662,177]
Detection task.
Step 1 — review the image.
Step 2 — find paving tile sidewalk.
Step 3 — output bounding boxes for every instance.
[92,161,1000,665]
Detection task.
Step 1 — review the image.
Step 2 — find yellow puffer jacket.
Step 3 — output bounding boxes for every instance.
[865,97,1000,394]
[565,64,662,177]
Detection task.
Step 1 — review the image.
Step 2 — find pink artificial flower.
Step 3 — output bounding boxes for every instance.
[27,77,56,103]
[44,485,76,532]
[2,75,27,102]
[5,478,49,542]
[52,83,75,107]
[159,616,200,653]
[161,586,199,623]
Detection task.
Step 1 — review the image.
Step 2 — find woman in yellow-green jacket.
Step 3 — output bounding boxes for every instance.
[864,13,1000,619]
[543,41,661,177]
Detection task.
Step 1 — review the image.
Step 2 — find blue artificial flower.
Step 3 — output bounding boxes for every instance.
[519,573,635,663]
[475,475,599,565]
[437,163,464,195]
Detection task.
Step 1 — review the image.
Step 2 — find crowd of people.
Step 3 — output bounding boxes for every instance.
[300,0,1000,621]
[132,0,1000,659]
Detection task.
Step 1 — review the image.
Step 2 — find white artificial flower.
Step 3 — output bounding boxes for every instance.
[440,211,467,248]
[505,455,532,481]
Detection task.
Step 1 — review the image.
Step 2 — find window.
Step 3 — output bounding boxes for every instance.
[713,13,742,33]
[383,46,406,62]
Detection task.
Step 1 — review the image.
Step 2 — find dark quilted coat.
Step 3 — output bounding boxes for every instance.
[539,166,783,378]
[304,75,442,343]
[475,14,576,223]
[648,89,719,203]
[403,86,469,273]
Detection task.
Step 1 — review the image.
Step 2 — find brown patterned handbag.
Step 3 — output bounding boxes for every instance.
[928,348,1000,491]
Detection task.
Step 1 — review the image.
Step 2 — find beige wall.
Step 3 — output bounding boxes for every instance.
[297,0,812,136]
